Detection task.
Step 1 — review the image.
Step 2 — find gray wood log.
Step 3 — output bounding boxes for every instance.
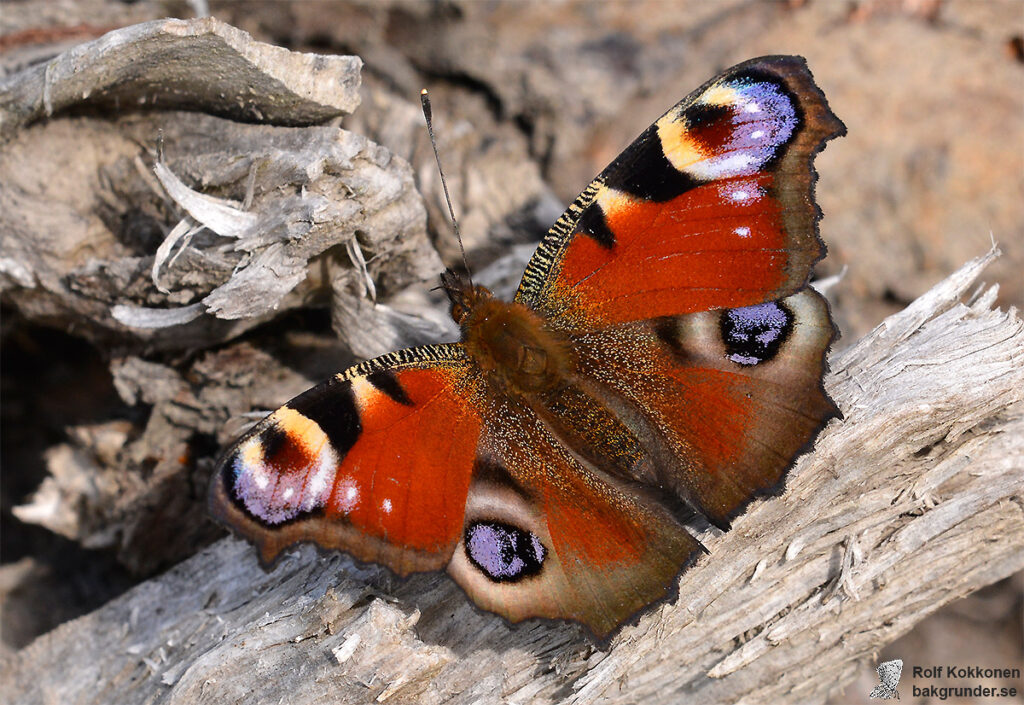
[0,17,447,354]
[3,250,1021,703]
[0,17,361,140]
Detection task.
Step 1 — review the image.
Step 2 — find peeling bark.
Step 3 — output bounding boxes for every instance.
[0,18,442,355]
[0,17,361,139]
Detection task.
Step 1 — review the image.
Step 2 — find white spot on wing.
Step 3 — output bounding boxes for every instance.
[337,477,360,513]
[304,444,339,510]
[717,179,765,206]
[686,152,758,180]
[734,226,751,238]
[252,466,270,491]
[381,498,392,514]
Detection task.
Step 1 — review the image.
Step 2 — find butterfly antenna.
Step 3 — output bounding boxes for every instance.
[420,89,473,289]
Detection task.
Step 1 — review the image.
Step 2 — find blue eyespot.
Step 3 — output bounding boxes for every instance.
[721,301,792,366]
[465,521,546,582]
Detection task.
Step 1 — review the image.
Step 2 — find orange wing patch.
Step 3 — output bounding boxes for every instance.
[211,346,484,575]
[553,175,795,325]
[331,366,482,555]
[516,55,844,332]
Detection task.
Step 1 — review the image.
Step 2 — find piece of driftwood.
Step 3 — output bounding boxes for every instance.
[0,20,449,353]
[0,108,436,352]
[0,16,564,357]
[0,17,361,140]
[3,250,1021,704]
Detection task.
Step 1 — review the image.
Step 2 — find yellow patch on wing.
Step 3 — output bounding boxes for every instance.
[268,407,326,454]
[349,375,386,415]
[240,435,265,468]
[594,185,638,220]
[698,83,741,108]
[656,113,708,172]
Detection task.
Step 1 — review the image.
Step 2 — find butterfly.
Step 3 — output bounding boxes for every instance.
[210,55,845,640]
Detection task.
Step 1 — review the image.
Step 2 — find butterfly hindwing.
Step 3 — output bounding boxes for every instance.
[570,288,837,529]
[447,393,702,638]
[515,55,845,330]
[210,344,484,576]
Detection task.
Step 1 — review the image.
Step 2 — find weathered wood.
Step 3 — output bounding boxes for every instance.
[3,250,1021,704]
[0,18,445,354]
[0,17,361,140]
[0,109,436,352]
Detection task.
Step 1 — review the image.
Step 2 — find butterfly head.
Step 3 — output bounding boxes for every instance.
[441,268,493,326]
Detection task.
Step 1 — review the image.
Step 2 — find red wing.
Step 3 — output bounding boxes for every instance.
[446,392,702,640]
[441,294,836,639]
[210,344,484,576]
[573,289,837,528]
[514,55,844,329]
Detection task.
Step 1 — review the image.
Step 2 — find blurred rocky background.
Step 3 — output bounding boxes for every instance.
[1,1,1021,702]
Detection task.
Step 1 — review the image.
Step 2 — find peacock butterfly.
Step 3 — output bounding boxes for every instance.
[210,55,844,639]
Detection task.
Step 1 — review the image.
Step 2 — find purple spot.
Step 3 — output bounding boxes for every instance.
[530,534,545,561]
[465,521,546,582]
[702,79,798,177]
[721,301,792,366]
[230,444,330,525]
[727,79,797,146]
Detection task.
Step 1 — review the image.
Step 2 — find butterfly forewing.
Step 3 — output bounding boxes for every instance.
[210,345,484,576]
[515,55,844,330]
